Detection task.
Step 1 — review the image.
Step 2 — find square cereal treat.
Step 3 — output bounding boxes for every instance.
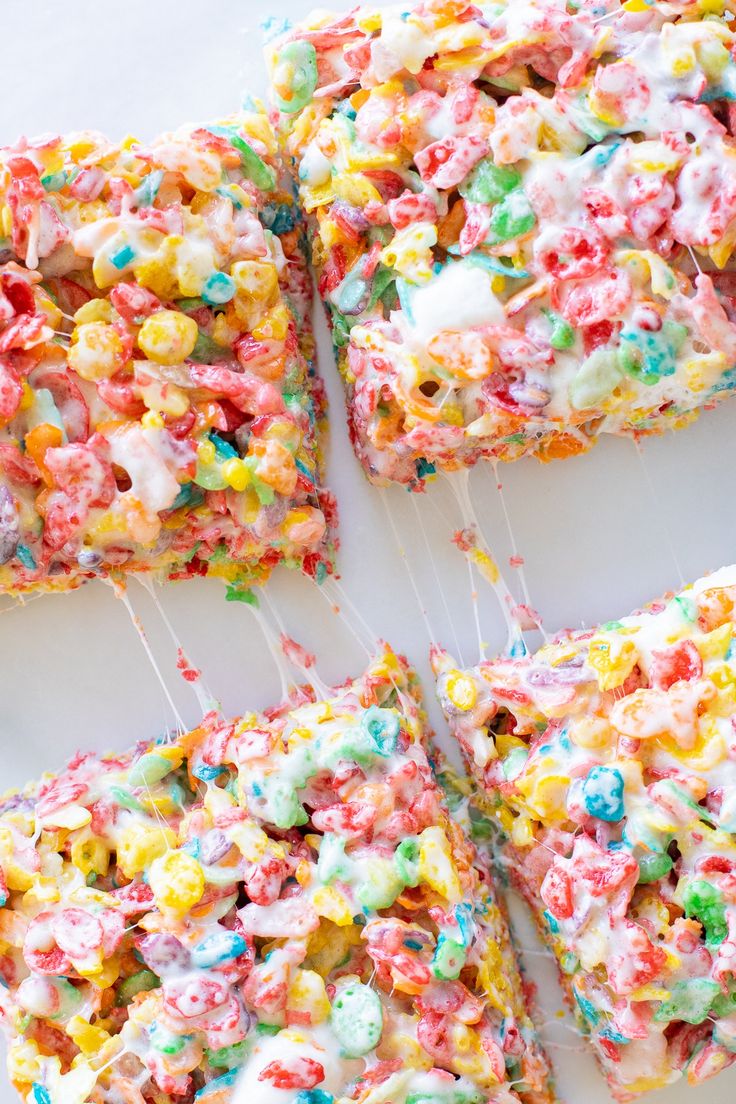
[433,566,736,1099]
[269,2,736,486]
[0,648,552,1104]
[0,111,334,593]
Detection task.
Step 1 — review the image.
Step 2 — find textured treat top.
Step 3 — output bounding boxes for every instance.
[270,1,736,485]
[0,649,550,1104]
[434,565,736,1098]
[0,111,333,593]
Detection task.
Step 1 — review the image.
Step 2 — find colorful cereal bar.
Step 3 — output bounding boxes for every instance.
[269,1,736,486]
[0,111,334,593]
[434,566,736,1099]
[0,648,552,1104]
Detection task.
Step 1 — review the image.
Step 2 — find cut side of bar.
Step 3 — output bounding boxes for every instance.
[433,566,736,1099]
[0,647,552,1104]
[0,111,334,593]
[269,2,736,486]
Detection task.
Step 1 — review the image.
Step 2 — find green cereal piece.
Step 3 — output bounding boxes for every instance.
[459,158,521,205]
[331,982,384,1056]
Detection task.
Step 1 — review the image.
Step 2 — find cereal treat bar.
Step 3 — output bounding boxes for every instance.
[270,1,736,485]
[0,648,552,1104]
[0,112,334,592]
[434,566,736,1098]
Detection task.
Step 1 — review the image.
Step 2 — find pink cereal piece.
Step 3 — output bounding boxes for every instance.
[238,895,319,938]
[258,1057,325,1090]
[387,191,438,231]
[23,912,72,976]
[558,267,633,327]
[109,881,154,916]
[415,135,487,191]
[51,908,103,960]
[69,167,105,202]
[99,908,125,957]
[310,801,378,838]
[164,976,230,1020]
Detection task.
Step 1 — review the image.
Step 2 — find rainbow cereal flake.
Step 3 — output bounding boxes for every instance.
[0,111,334,593]
[270,1,736,486]
[434,566,736,1099]
[0,649,552,1104]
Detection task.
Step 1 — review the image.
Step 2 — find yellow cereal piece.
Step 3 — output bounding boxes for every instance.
[370,651,403,682]
[149,850,205,913]
[7,1039,42,1085]
[140,378,190,417]
[70,835,110,877]
[73,298,114,325]
[22,875,61,908]
[66,1017,112,1055]
[697,622,732,661]
[140,410,165,430]
[197,439,216,466]
[468,545,501,586]
[669,46,697,78]
[697,37,730,80]
[37,294,62,331]
[570,716,613,749]
[134,255,178,300]
[516,765,570,823]
[301,182,337,213]
[445,670,478,712]
[220,457,250,492]
[228,820,271,863]
[418,825,462,903]
[616,250,678,300]
[495,734,527,760]
[685,353,726,394]
[631,985,672,1002]
[287,726,313,752]
[85,956,121,990]
[333,173,383,208]
[18,379,34,412]
[588,635,638,691]
[449,1024,493,1081]
[45,804,93,831]
[380,223,437,283]
[231,259,279,303]
[628,142,684,175]
[711,664,736,699]
[541,644,579,668]
[295,859,312,888]
[252,302,290,342]
[287,969,331,1024]
[709,227,736,270]
[138,309,198,366]
[312,885,354,927]
[0,828,35,892]
[116,821,176,879]
[658,713,726,769]
[68,322,126,381]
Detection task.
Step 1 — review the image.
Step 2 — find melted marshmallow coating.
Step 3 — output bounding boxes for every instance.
[0,649,551,1104]
[270,0,736,486]
[434,565,736,1099]
[0,111,335,594]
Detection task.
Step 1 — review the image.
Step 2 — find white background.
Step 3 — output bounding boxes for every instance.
[1,2,736,1101]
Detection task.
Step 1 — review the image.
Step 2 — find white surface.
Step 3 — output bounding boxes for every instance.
[1,2,736,1102]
